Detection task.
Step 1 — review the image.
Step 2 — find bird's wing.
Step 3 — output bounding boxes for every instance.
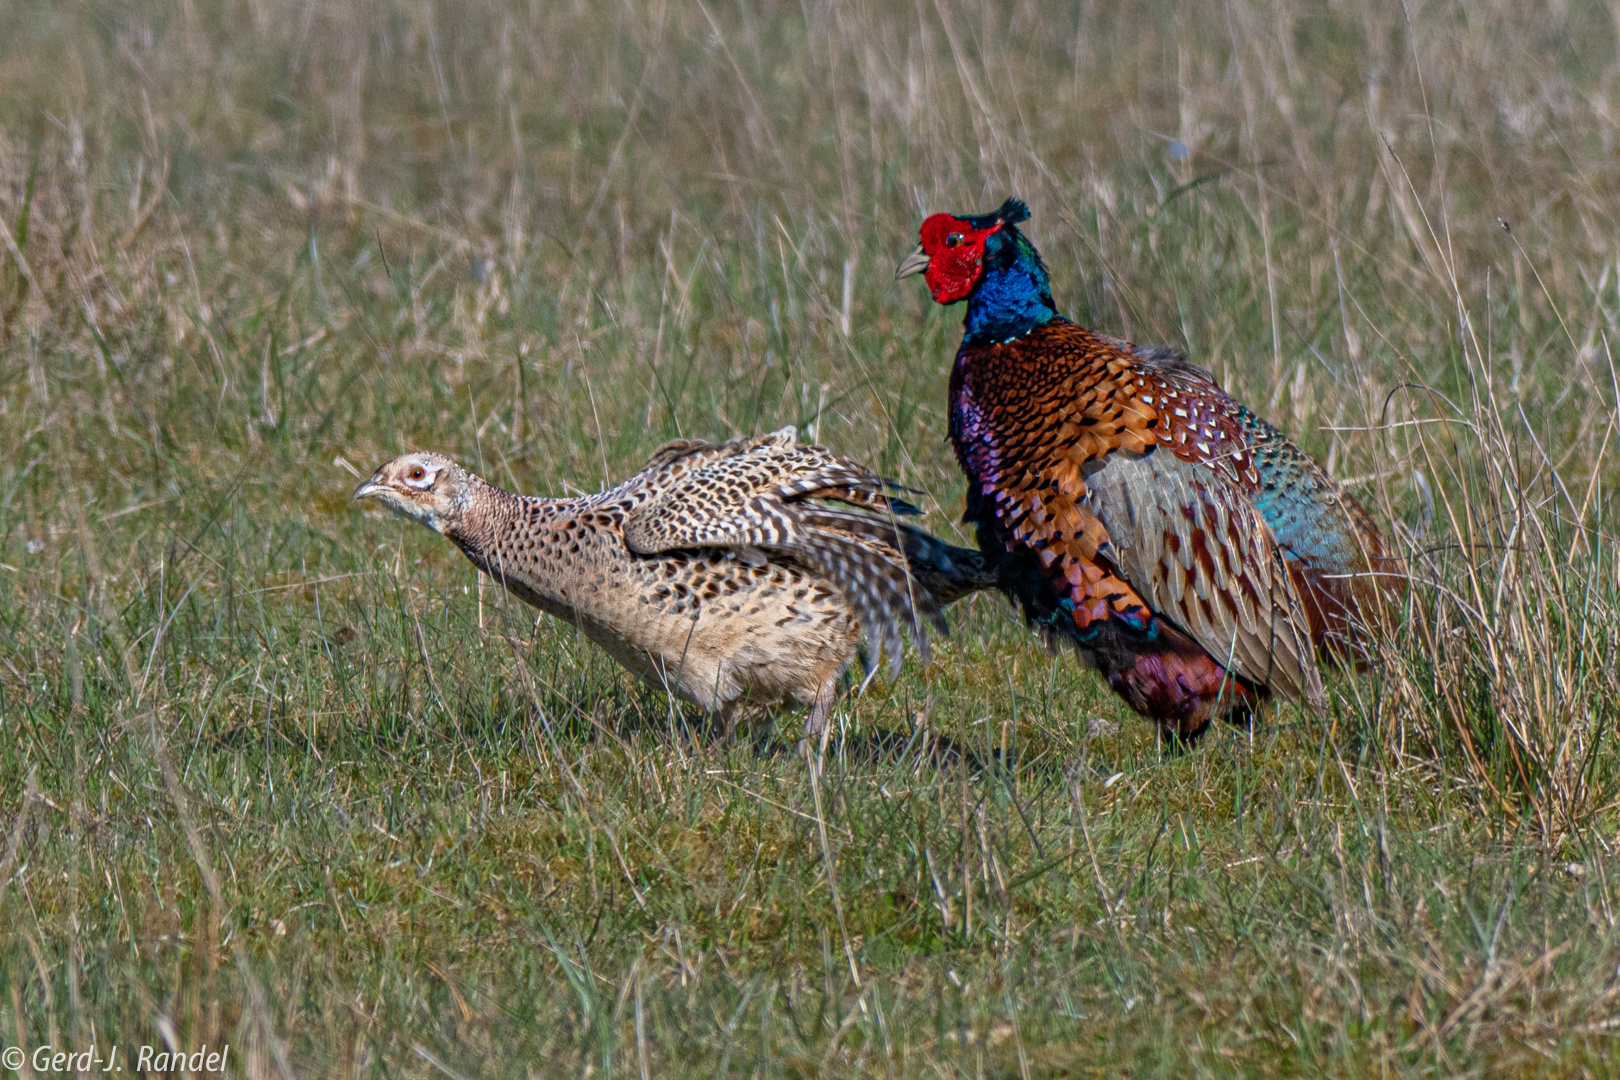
[622,430,942,675]
[624,429,913,553]
[1231,411,1392,659]
[1083,448,1325,708]
[1109,337,1389,665]
[637,436,721,472]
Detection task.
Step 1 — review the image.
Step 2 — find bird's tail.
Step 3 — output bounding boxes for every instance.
[893,526,997,606]
[794,517,941,677]
[788,507,995,679]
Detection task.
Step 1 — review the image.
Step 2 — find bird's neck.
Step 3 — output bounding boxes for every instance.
[961,233,1059,346]
[445,480,552,574]
[444,481,592,622]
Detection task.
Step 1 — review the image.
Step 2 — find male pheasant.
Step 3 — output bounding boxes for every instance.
[353,429,992,735]
[899,199,1389,740]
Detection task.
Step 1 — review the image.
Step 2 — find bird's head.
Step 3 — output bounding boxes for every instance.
[897,197,1032,304]
[352,451,472,534]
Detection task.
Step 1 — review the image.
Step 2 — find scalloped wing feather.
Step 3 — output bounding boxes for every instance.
[621,428,973,677]
[1083,448,1326,709]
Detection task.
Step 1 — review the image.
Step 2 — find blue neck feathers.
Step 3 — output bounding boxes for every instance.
[962,229,1058,345]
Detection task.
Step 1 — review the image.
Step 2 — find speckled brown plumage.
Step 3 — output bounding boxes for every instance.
[354,428,994,735]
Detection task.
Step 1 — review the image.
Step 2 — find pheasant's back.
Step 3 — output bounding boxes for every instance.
[622,428,913,553]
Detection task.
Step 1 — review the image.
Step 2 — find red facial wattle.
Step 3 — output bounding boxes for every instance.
[919,213,1000,304]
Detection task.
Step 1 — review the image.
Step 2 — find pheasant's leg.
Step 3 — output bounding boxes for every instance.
[1219,699,1257,732]
[802,678,839,739]
[712,699,747,741]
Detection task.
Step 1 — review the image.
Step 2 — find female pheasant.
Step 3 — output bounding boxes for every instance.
[353,429,992,736]
[899,199,1388,740]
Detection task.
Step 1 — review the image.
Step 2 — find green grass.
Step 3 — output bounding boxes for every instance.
[3,0,1620,1074]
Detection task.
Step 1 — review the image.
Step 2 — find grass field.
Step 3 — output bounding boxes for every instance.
[4,0,1620,1074]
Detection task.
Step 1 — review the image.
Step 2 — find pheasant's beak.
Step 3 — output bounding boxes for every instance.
[895,245,929,281]
[352,476,387,502]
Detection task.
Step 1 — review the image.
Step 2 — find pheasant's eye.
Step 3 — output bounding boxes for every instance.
[408,466,426,481]
[946,232,964,248]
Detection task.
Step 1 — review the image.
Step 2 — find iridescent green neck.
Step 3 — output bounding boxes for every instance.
[962,229,1058,346]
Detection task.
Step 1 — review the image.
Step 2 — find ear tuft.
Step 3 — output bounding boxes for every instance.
[996,198,1031,226]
